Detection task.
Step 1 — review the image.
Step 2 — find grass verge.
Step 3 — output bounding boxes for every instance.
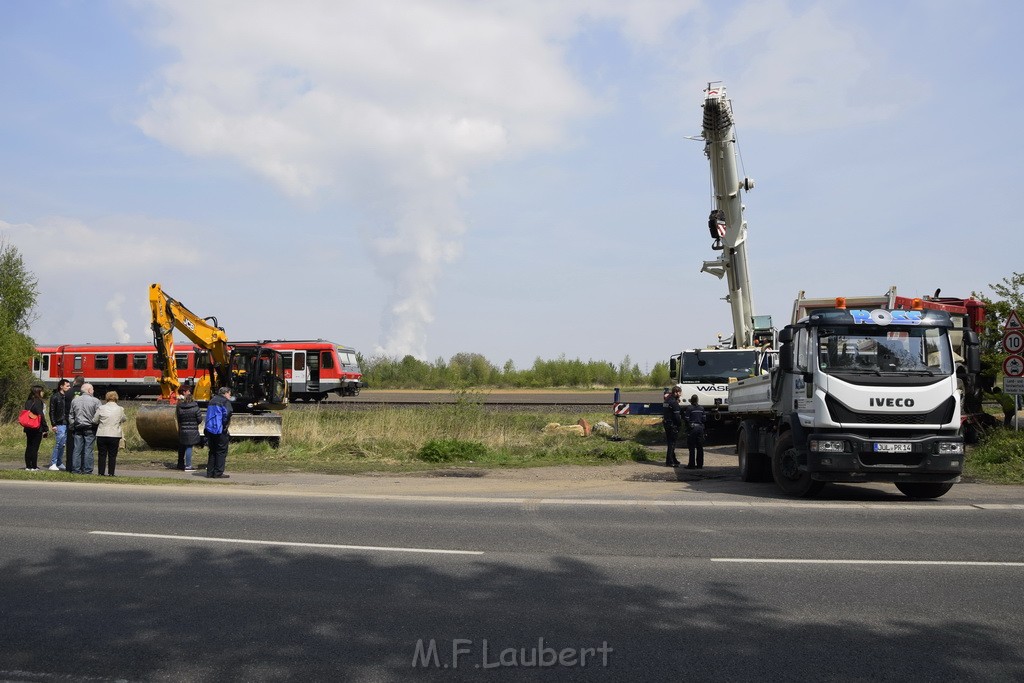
[0,404,656,477]
[965,428,1024,484]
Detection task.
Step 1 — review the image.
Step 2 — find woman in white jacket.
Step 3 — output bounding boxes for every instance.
[92,391,127,477]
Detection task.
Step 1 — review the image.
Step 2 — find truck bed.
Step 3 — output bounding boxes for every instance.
[727,374,774,414]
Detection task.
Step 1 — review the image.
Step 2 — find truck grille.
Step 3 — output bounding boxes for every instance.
[826,396,956,425]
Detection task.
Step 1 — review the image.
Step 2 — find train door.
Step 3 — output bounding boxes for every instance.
[306,350,321,393]
[31,353,50,384]
[291,351,307,393]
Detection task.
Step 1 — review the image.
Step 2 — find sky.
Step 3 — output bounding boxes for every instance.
[2,0,1022,372]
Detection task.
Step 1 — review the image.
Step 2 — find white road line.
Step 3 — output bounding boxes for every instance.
[329,494,1024,511]
[712,558,1024,567]
[90,531,483,555]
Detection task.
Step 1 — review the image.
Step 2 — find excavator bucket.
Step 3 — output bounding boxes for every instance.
[136,404,283,450]
[135,405,181,449]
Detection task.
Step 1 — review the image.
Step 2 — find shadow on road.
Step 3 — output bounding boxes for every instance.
[2,540,1021,680]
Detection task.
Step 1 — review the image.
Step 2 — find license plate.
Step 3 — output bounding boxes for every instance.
[873,443,912,453]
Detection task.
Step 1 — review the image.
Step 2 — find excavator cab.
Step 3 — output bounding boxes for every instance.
[229,345,287,410]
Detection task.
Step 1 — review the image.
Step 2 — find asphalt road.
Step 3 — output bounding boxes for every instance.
[1,480,1023,682]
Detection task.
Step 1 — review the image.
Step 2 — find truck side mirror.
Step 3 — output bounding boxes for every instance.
[964,329,981,374]
[779,343,794,373]
[777,326,795,344]
[669,357,678,381]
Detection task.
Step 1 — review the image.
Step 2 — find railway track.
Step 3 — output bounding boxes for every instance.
[128,391,667,413]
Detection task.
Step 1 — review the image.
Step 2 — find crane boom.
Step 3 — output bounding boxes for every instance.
[699,83,758,348]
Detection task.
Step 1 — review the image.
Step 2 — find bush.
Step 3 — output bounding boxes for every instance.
[966,428,1024,483]
[417,439,489,463]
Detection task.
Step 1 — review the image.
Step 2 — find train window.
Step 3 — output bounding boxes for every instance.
[175,353,188,370]
[95,355,109,370]
[74,355,83,373]
[280,352,292,370]
[133,354,148,370]
[195,351,210,369]
[114,354,127,370]
[294,353,305,371]
[43,355,50,371]
[321,351,334,369]
[33,357,40,371]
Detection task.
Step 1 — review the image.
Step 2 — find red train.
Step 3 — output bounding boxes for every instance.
[31,339,364,402]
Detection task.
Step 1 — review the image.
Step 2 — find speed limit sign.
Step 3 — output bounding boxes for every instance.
[1004,330,1024,355]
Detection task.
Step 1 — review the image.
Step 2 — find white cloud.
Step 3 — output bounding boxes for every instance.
[675,0,921,133]
[135,0,708,358]
[133,0,909,358]
[1,216,200,345]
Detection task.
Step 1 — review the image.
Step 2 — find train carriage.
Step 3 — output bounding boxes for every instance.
[31,339,363,401]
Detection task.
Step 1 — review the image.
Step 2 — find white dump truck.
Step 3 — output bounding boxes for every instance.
[728,297,980,498]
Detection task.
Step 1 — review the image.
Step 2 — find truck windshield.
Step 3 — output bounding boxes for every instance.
[680,350,759,383]
[815,325,953,375]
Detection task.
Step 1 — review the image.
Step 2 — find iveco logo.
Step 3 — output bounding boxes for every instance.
[870,397,915,407]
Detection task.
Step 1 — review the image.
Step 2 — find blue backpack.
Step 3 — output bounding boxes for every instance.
[205,403,226,435]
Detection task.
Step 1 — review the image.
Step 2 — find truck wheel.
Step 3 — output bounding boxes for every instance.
[771,432,824,498]
[894,482,954,499]
[738,432,768,482]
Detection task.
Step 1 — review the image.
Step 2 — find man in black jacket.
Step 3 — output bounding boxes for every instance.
[47,379,70,471]
[683,395,707,469]
[64,376,84,470]
[662,386,683,467]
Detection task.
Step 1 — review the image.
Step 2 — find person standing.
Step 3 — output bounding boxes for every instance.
[205,386,233,479]
[23,386,50,470]
[176,385,201,471]
[92,391,127,476]
[662,386,683,467]
[70,383,101,474]
[64,376,84,470]
[48,379,70,471]
[683,394,707,470]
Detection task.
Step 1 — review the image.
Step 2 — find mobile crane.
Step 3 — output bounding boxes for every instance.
[135,283,288,449]
[668,83,775,415]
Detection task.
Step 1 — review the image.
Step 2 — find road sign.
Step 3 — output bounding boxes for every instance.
[1005,377,1024,394]
[1005,310,1023,331]
[1004,330,1024,355]
[1004,354,1024,378]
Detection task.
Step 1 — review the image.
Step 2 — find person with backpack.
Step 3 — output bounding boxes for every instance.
[683,394,707,470]
[204,386,233,479]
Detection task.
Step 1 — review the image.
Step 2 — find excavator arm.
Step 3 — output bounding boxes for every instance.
[149,283,230,401]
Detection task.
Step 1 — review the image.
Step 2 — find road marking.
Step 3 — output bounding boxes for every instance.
[712,558,1024,567]
[90,531,483,555]
[328,494,1024,511]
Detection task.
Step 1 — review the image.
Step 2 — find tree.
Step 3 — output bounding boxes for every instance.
[973,271,1024,389]
[0,238,39,417]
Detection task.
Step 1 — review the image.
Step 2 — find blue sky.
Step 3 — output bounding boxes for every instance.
[2,0,1021,371]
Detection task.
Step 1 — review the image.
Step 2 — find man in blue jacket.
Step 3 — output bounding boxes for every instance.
[205,386,234,479]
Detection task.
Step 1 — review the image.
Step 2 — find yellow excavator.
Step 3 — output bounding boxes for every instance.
[135,283,288,449]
